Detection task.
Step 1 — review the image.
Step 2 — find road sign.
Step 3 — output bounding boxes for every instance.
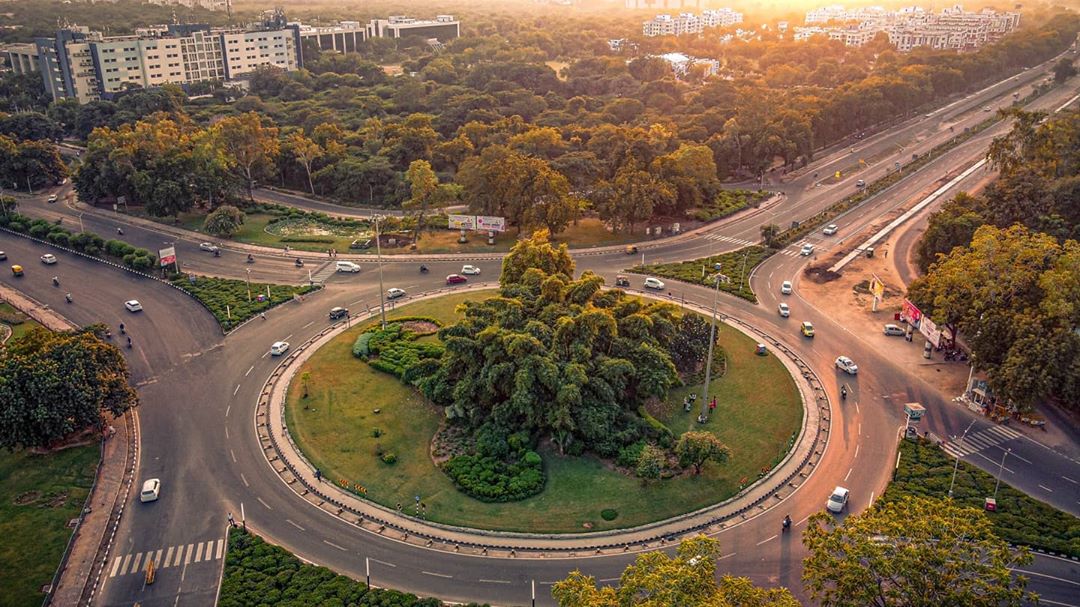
[159,246,176,267]
[476,216,506,232]
[448,214,476,230]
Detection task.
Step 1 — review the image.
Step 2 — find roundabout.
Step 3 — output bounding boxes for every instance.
[259,277,831,553]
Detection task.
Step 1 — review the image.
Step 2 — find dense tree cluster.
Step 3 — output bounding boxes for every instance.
[910,109,1080,410]
[802,496,1034,607]
[554,535,799,606]
[0,327,138,450]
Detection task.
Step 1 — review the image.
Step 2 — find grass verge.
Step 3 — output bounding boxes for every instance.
[220,527,483,607]
[632,246,771,303]
[0,445,98,607]
[885,438,1080,557]
[285,290,801,533]
[0,302,43,343]
[169,273,318,331]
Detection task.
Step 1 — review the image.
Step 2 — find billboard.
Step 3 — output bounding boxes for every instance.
[476,215,506,232]
[159,246,176,267]
[448,214,476,230]
[870,275,885,299]
[920,315,942,348]
[901,299,922,325]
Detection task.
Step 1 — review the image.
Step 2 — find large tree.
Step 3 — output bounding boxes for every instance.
[0,327,138,450]
[403,159,460,240]
[553,536,799,606]
[283,131,323,195]
[675,431,730,475]
[213,112,280,199]
[802,496,1034,607]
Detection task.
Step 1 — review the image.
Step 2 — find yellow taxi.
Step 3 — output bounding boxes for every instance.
[800,321,815,337]
[11,264,23,277]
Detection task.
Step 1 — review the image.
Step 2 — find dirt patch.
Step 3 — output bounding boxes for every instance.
[430,422,472,465]
[13,490,41,505]
[402,320,439,336]
[44,491,69,508]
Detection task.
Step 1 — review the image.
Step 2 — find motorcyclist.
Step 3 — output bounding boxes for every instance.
[420,264,428,273]
[841,385,848,400]
[295,258,303,267]
[117,227,123,235]
[119,322,125,334]
[64,293,72,302]
[247,254,254,263]
[782,514,792,532]
[52,276,59,286]
[126,336,132,348]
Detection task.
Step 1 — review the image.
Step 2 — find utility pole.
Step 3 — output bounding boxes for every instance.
[948,419,977,498]
[699,264,723,423]
[374,215,387,329]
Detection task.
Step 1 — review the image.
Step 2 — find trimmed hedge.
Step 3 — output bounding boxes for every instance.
[352,320,444,383]
[0,212,156,270]
[886,438,1080,557]
[169,273,318,330]
[220,527,488,607]
[634,246,771,303]
[442,450,546,502]
[689,189,770,222]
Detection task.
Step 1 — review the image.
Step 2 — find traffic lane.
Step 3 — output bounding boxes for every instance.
[1017,554,1080,607]
[254,188,403,218]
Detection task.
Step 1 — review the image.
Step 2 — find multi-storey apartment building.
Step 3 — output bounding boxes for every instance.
[366,16,460,41]
[643,8,743,37]
[796,3,1019,51]
[296,21,368,55]
[625,0,703,10]
[700,8,743,28]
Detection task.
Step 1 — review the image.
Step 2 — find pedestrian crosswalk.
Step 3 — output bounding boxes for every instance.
[309,261,337,284]
[701,233,756,247]
[941,425,1022,459]
[108,537,225,578]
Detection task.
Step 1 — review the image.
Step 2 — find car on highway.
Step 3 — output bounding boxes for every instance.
[826,486,849,513]
[855,179,866,188]
[40,253,57,265]
[199,242,220,253]
[778,302,790,317]
[335,261,361,273]
[139,478,161,503]
[350,239,372,250]
[883,324,906,336]
[643,277,665,290]
[329,307,349,320]
[461,265,481,275]
[780,280,792,295]
[823,224,839,236]
[800,243,814,256]
[11,264,23,276]
[270,341,290,356]
[835,355,859,375]
[801,321,815,337]
[0,251,6,261]
[47,194,58,203]
[446,274,467,285]
[386,287,406,300]
[124,300,143,312]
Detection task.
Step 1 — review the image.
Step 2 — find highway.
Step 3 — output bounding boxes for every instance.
[1,48,1078,607]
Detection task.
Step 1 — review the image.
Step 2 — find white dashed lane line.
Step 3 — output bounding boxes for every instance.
[479,579,511,584]
[370,558,396,568]
[422,571,452,578]
[1039,484,1054,493]
[257,497,273,510]
[287,519,305,531]
[245,365,254,377]
[323,540,346,551]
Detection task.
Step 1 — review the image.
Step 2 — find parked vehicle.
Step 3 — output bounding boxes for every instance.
[883,324,906,336]
[350,239,372,249]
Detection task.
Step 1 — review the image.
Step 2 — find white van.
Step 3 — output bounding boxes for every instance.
[336,261,361,273]
[140,478,161,503]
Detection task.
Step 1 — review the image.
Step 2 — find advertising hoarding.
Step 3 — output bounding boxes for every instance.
[448,214,476,230]
[159,246,176,267]
[476,216,506,232]
[901,299,923,325]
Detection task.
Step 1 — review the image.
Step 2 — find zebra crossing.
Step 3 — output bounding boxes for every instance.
[941,425,1023,459]
[108,537,225,579]
[701,233,756,247]
[309,261,338,284]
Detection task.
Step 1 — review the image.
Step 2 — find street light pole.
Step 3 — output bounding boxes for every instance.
[948,419,977,498]
[992,448,1010,500]
[245,268,252,302]
[374,215,387,330]
[699,268,723,422]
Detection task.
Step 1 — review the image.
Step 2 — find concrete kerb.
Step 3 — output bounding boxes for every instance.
[255,284,831,555]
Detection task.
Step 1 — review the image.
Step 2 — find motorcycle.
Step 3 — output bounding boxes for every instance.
[64,293,72,303]
[295,258,304,268]
[840,386,848,400]
[246,254,254,264]
[419,264,429,274]
[52,276,60,286]
[782,515,792,533]
[126,336,132,349]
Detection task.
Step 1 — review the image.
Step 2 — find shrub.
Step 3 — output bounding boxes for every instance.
[168,274,319,330]
[442,450,546,502]
[380,452,397,464]
[600,508,618,521]
[28,223,49,238]
[371,428,382,438]
[617,440,647,468]
[352,332,374,358]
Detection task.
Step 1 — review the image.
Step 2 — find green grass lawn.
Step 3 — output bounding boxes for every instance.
[286,290,802,533]
[171,274,318,331]
[0,302,43,343]
[636,246,773,303]
[0,445,98,607]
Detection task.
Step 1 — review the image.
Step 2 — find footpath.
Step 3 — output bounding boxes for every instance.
[0,284,137,607]
[255,283,831,557]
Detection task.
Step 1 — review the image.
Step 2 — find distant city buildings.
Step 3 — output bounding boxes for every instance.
[795,3,1021,51]
[2,12,461,104]
[146,0,231,10]
[642,8,742,37]
[655,52,719,78]
[625,0,703,10]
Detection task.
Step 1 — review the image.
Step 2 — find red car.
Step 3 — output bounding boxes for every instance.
[446,274,467,285]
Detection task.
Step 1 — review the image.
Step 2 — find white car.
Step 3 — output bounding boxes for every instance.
[139,478,161,503]
[270,341,290,356]
[826,486,849,513]
[643,277,665,290]
[823,224,839,236]
[461,265,481,275]
[386,287,406,300]
[835,356,859,375]
[983,106,992,112]
[883,324,906,336]
[40,254,57,264]
[335,261,361,273]
[47,194,58,203]
[778,302,790,317]
[124,300,143,312]
[800,244,815,256]
[199,242,219,253]
[780,280,792,295]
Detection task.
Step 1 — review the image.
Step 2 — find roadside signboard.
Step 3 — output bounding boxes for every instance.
[870,275,885,299]
[476,216,506,232]
[901,298,923,325]
[159,246,176,267]
[448,214,476,230]
[919,315,942,348]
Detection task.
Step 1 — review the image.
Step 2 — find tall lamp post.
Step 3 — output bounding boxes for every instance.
[698,263,723,423]
[948,419,977,498]
[373,215,387,330]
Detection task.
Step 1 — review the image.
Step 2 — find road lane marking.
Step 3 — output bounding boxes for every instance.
[194,543,203,563]
[257,497,273,509]
[854,444,859,459]
[845,467,853,482]
[225,405,230,417]
[598,577,619,582]
[870,491,875,504]
[230,449,236,463]
[349,300,363,306]
[216,539,225,559]
[1011,568,1080,587]
[287,519,305,531]
[423,571,452,578]
[283,334,293,341]
[233,384,240,396]
[323,540,347,551]
[479,579,511,584]
[975,452,1014,473]
[245,365,254,377]
[302,321,314,329]
[261,351,269,359]
[756,535,777,546]
[1064,476,1078,484]
[153,549,162,566]
[370,558,396,567]
[164,546,174,568]
[224,427,229,439]
[110,556,123,577]
[240,473,249,487]
[129,552,142,574]
[718,552,737,560]
[1039,484,1054,492]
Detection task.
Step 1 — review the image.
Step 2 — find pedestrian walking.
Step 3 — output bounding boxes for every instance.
[260,312,266,320]
[227,512,235,528]
[314,468,322,482]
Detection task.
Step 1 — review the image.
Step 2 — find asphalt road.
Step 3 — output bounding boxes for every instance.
[3,48,1078,607]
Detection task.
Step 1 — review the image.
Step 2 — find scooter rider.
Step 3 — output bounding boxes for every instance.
[841,385,848,400]
[782,514,792,532]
